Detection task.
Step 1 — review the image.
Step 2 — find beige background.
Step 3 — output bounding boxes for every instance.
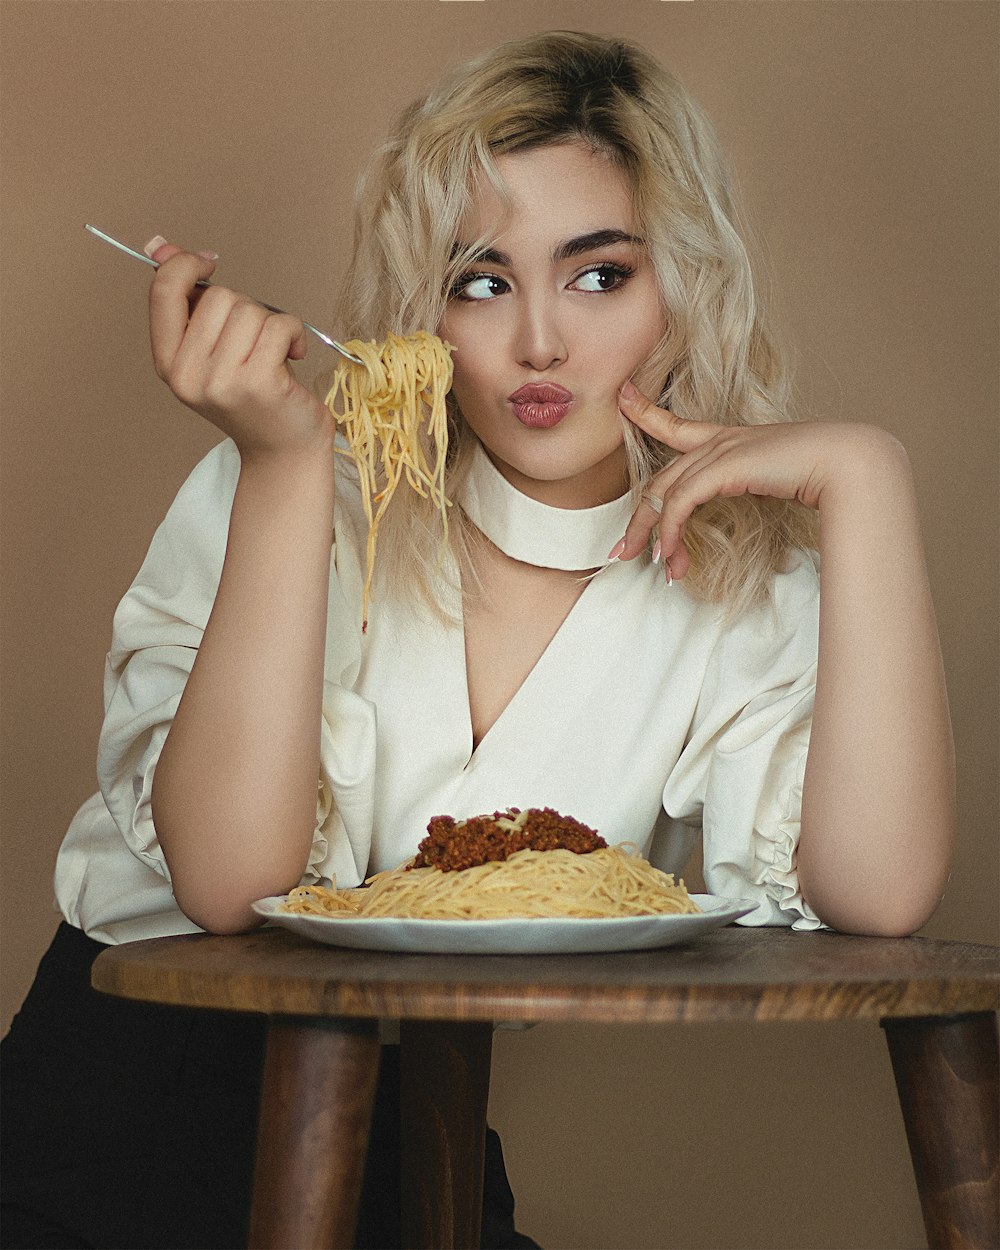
[1,2,997,1247]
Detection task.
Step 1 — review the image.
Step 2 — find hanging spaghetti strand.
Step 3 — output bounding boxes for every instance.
[324,331,454,630]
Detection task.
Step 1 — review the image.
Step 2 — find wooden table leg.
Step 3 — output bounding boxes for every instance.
[400,1020,494,1250]
[881,1011,999,1250]
[249,1015,380,1250]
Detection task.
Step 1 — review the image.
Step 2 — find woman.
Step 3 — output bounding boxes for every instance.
[2,30,954,1250]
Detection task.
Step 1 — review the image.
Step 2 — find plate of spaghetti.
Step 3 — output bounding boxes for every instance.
[252,808,756,954]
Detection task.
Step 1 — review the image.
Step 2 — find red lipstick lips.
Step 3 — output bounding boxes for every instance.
[508,383,573,429]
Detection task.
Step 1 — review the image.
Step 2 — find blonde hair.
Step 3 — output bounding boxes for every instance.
[328,30,816,619]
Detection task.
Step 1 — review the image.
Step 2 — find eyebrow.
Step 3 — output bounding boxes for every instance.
[455,229,644,268]
[554,229,644,261]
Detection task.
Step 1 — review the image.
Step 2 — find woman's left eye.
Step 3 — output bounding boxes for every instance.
[570,263,634,293]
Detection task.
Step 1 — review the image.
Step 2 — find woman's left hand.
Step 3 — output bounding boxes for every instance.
[614,379,905,578]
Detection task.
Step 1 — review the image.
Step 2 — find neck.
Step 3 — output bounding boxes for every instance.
[484,445,630,510]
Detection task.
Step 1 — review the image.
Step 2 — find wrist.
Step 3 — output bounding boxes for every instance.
[237,425,337,480]
[815,425,913,515]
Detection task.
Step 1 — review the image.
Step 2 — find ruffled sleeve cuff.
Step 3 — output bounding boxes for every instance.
[97,645,195,883]
[744,721,826,930]
[701,714,828,931]
[301,684,378,889]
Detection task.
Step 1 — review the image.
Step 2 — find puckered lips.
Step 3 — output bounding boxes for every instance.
[508,382,573,429]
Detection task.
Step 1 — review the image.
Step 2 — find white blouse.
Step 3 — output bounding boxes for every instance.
[55,438,824,943]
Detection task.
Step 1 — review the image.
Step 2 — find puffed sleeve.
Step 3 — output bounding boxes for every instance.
[97,439,377,891]
[661,552,827,930]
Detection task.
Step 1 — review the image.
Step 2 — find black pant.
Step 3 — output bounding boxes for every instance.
[1,923,537,1250]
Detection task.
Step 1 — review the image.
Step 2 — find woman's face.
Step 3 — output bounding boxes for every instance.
[440,140,666,508]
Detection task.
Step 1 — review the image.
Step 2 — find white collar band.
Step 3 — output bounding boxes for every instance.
[456,440,634,570]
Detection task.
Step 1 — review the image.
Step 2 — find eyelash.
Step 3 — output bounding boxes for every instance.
[449,261,636,301]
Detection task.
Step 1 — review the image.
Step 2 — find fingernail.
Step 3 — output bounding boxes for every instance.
[664,562,673,587]
[197,249,220,261]
[651,538,661,564]
[143,235,168,258]
[618,379,638,402]
[606,537,626,562]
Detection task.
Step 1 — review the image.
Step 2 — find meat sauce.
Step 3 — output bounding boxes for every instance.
[412,806,606,872]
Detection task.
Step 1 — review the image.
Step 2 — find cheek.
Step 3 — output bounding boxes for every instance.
[449,358,488,410]
[441,315,489,393]
[610,312,667,389]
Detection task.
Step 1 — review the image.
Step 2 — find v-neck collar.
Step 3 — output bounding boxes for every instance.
[456,556,625,769]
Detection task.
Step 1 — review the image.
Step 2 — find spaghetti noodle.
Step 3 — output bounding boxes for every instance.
[323,331,454,630]
[280,827,700,922]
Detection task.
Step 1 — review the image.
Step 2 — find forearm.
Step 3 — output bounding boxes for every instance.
[797,430,955,935]
[152,437,336,932]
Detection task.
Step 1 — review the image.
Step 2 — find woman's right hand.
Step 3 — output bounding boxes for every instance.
[146,239,334,460]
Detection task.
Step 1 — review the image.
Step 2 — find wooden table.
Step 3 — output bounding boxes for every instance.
[92,925,999,1250]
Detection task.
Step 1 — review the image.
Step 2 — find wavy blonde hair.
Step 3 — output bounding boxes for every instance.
[326,30,816,618]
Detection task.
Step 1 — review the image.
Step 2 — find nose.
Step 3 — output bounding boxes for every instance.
[513,292,567,373]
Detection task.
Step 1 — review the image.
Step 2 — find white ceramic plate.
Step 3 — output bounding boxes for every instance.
[251,894,757,954]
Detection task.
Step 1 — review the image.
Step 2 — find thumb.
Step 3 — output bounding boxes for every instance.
[618,379,716,453]
[143,236,219,276]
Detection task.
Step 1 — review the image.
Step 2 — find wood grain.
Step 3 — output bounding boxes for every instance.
[92,926,1000,1024]
[883,1012,999,1250]
[400,1021,493,1250]
[248,1016,380,1250]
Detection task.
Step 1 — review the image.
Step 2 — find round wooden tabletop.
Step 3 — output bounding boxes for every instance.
[91,925,1000,1024]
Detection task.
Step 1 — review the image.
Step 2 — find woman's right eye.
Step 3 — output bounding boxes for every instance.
[451,273,509,301]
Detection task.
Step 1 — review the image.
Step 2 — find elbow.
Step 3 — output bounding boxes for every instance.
[153,801,311,935]
[162,839,306,936]
[832,913,932,940]
[171,882,266,936]
[797,817,955,939]
[872,886,949,936]
[806,884,948,938]
[169,858,306,933]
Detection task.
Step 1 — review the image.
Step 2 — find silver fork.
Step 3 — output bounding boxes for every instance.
[85,225,364,365]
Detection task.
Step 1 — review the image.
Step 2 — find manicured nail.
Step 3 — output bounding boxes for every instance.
[143,235,168,258]
[197,249,220,261]
[664,562,673,587]
[618,379,638,402]
[651,538,661,564]
[606,537,626,562]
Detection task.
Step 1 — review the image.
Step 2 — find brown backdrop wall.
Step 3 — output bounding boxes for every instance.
[2,3,997,1248]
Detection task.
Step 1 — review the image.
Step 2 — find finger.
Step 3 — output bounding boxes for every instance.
[197,308,306,413]
[210,298,271,367]
[612,498,689,579]
[253,311,308,364]
[622,420,746,557]
[611,437,716,565]
[618,379,719,454]
[215,306,311,377]
[144,237,219,265]
[650,538,677,586]
[165,287,244,404]
[654,449,757,573]
[148,246,219,377]
[185,283,244,349]
[614,453,695,561]
[618,492,668,564]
